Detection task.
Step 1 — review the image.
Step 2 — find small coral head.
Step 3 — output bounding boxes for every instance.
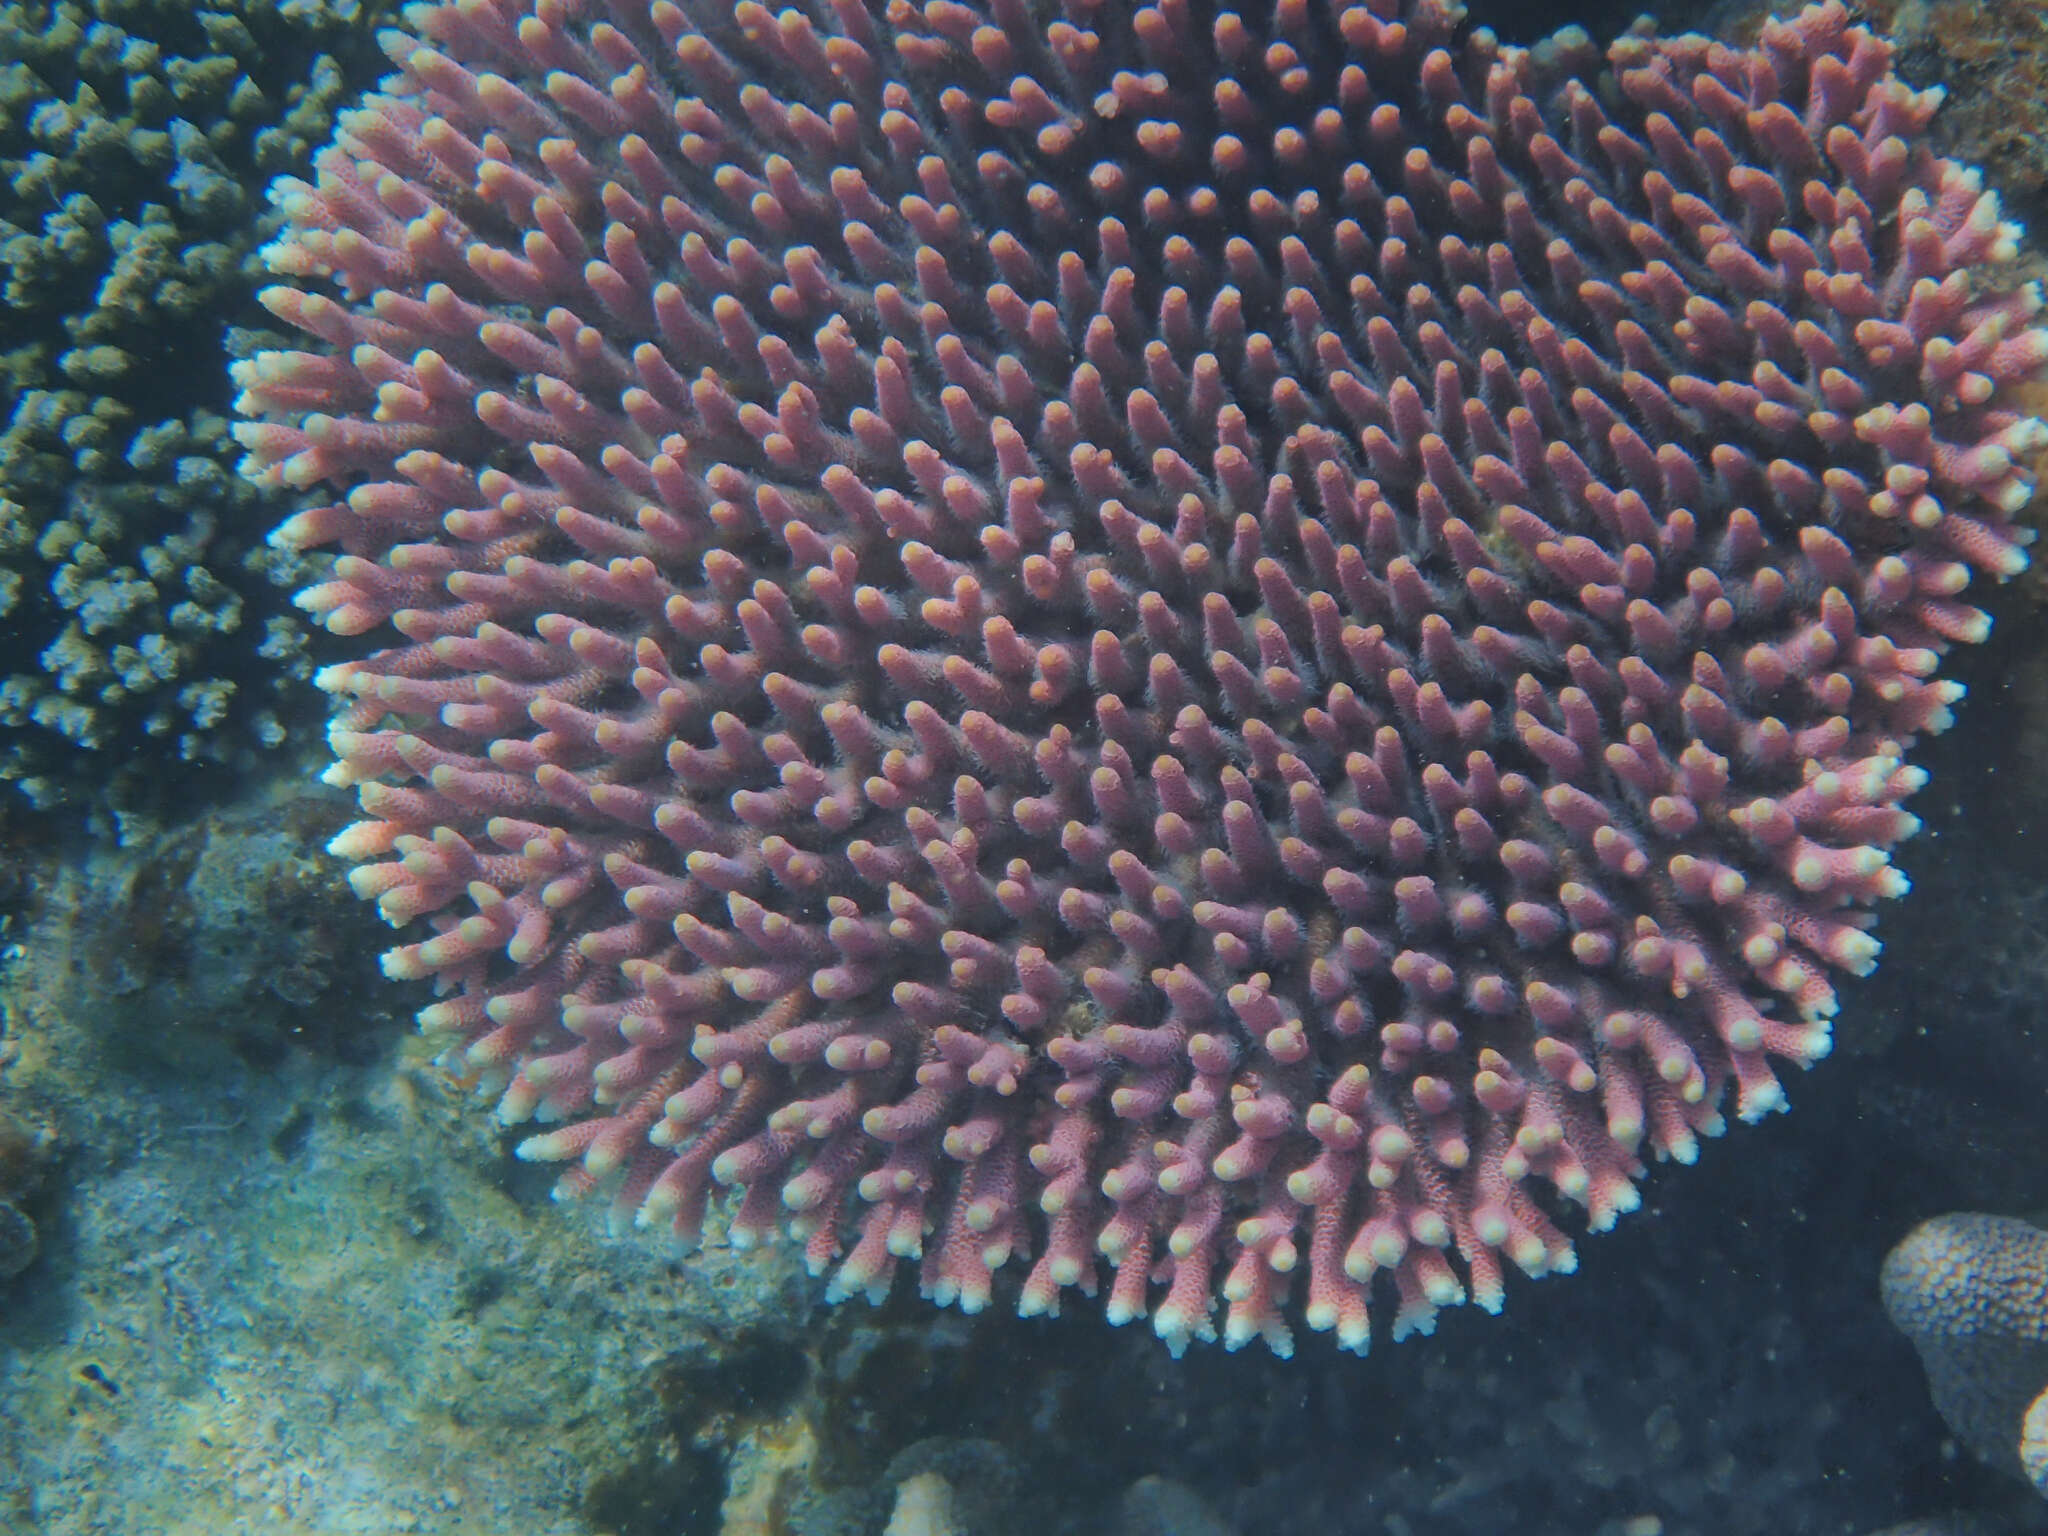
[1884,1213,2048,1494]
[235,0,2042,1358]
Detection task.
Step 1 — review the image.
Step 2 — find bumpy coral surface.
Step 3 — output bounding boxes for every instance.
[0,0,387,805]
[237,0,2043,1355]
[1884,1212,2048,1496]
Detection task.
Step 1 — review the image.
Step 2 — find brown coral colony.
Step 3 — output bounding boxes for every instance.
[233,0,2044,1356]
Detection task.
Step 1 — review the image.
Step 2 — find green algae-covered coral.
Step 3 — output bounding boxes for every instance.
[0,0,387,808]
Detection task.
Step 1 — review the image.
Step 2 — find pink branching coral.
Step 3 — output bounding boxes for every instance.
[234,0,2044,1356]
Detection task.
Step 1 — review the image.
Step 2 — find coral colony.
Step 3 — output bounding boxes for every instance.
[0,0,382,801]
[235,0,2045,1358]
[1884,1213,2048,1495]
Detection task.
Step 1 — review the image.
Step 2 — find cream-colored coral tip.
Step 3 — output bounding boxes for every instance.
[2023,1382,2048,1496]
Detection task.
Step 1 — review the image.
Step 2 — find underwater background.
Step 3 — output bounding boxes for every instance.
[4,0,2048,1533]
